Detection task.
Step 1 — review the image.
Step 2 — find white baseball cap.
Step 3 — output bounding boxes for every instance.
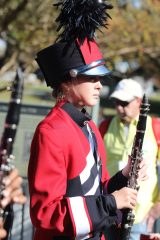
[0,38,7,58]
[110,78,144,102]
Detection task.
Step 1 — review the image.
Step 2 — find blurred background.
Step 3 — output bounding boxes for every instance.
[0,0,160,239]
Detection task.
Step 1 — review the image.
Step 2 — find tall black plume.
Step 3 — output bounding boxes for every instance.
[54,0,113,44]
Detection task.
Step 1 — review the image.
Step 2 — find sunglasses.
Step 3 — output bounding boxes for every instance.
[113,99,130,107]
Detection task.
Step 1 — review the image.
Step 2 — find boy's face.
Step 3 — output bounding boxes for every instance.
[64,76,103,109]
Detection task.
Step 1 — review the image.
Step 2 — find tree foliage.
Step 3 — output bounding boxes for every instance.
[0,0,160,80]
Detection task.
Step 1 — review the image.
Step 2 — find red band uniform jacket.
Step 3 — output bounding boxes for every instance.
[28,101,128,240]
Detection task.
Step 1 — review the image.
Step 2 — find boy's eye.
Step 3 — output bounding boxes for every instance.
[84,77,100,82]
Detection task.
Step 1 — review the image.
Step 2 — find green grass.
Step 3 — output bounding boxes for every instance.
[0,82,54,106]
[149,93,160,101]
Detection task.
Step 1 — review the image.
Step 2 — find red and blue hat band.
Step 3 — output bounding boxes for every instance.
[69,59,105,77]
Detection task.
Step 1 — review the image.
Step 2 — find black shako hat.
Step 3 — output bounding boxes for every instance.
[36,0,113,88]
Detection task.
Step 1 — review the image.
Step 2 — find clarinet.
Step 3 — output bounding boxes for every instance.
[119,94,150,240]
[0,67,24,239]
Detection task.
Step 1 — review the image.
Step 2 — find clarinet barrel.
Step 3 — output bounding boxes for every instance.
[0,67,24,153]
[119,95,150,240]
[0,67,24,239]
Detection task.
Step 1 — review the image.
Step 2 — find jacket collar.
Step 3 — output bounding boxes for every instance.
[61,102,91,127]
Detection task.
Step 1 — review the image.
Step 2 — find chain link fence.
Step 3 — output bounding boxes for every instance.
[8,178,34,240]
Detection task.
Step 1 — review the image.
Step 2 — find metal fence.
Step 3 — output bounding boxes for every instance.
[8,178,34,240]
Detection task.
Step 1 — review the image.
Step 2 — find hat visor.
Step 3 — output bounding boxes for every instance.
[80,65,110,77]
[110,90,135,102]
